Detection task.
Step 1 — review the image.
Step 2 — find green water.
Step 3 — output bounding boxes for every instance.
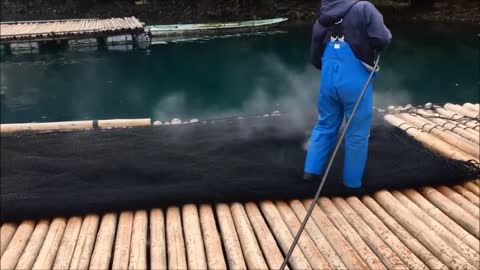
[0,23,478,124]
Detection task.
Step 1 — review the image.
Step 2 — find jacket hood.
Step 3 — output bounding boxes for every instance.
[318,0,357,26]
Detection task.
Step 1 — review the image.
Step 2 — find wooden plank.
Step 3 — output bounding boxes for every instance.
[230,203,268,269]
[216,203,247,270]
[128,210,147,270]
[198,204,226,270]
[112,211,133,269]
[0,220,35,269]
[260,200,311,270]
[89,213,117,270]
[332,197,406,269]
[15,220,49,270]
[69,214,99,270]
[362,195,447,270]
[52,216,82,270]
[166,207,187,270]
[150,209,167,270]
[1,223,17,256]
[182,204,207,270]
[244,202,286,270]
[275,201,331,269]
[302,199,367,270]
[318,197,386,270]
[32,217,67,270]
[374,190,474,269]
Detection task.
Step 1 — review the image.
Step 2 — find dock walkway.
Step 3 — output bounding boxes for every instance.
[0,17,144,43]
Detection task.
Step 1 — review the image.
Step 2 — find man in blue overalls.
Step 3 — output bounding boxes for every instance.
[304,0,392,188]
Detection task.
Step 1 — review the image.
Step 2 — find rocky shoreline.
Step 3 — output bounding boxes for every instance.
[1,0,478,25]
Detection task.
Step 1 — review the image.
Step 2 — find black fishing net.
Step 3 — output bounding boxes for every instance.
[1,112,479,221]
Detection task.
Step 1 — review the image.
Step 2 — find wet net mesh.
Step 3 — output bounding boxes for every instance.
[1,111,479,221]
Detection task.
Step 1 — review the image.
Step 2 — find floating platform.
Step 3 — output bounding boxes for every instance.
[0,102,479,269]
[0,17,144,43]
[146,17,288,37]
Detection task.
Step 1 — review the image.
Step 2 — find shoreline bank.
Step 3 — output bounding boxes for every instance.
[1,1,479,25]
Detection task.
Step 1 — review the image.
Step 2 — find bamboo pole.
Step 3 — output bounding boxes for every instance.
[97,118,151,129]
[361,195,447,270]
[442,107,480,130]
[260,200,312,270]
[0,220,35,270]
[0,120,92,133]
[397,113,479,157]
[166,206,187,270]
[112,211,134,270]
[445,103,479,119]
[182,204,207,270]
[32,217,67,270]
[0,223,17,256]
[275,201,331,270]
[436,186,480,219]
[392,190,479,266]
[452,185,480,206]
[373,190,474,269]
[244,202,287,270]
[216,203,247,270]
[52,216,82,270]
[408,187,479,244]
[384,114,477,161]
[464,182,480,196]
[230,203,268,270]
[433,107,479,130]
[198,204,226,270]
[289,200,346,270]
[150,209,167,270]
[418,109,480,143]
[69,214,100,270]
[0,118,151,133]
[302,199,368,270]
[317,197,386,270]
[128,210,147,270]
[464,103,480,113]
[15,220,49,270]
[346,197,428,270]
[89,213,117,270]
[331,197,406,269]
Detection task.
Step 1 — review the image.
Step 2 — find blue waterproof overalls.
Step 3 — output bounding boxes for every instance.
[304,20,377,188]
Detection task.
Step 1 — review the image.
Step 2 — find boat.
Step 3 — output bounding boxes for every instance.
[145,17,288,37]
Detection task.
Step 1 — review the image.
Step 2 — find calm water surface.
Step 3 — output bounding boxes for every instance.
[0,23,478,123]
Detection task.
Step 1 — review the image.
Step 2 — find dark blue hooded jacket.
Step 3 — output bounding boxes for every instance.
[310,0,392,69]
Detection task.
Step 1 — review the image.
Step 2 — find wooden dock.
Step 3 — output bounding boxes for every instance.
[0,103,479,270]
[0,17,144,43]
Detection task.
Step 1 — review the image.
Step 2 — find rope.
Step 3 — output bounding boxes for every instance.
[279,55,381,270]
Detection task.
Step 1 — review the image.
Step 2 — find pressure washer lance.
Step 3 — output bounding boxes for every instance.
[279,54,381,270]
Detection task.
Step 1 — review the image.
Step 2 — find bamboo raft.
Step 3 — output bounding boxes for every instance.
[1,103,479,270]
[0,17,144,43]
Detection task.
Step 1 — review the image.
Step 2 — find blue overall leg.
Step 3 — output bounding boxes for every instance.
[304,57,343,175]
[338,76,373,188]
[304,41,374,188]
